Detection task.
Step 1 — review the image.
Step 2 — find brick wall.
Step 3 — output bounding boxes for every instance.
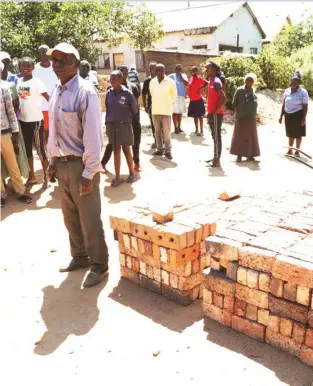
[145,50,219,75]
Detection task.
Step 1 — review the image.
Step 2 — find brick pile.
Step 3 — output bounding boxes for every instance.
[203,191,313,367]
[110,202,216,306]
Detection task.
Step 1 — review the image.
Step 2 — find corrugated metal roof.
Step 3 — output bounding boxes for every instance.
[157,2,246,33]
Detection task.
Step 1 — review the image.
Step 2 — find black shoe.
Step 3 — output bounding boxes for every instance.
[1,198,5,208]
[153,150,163,156]
[17,194,32,204]
[165,152,173,160]
[83,266,109,288]
[59,258,92,273]
[236,156,242,163]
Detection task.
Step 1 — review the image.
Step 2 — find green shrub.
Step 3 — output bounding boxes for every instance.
[289,45,313,95]
[224,76,244,108]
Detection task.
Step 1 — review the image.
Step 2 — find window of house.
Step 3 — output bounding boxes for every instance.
[97,53,110,69]
[219,44,243,53]
[135,51,145,70]
[250,48,258,55]
[192,44,207,50]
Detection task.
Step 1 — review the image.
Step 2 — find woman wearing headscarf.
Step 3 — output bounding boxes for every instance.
[279,71,309,157]
[230,73,260,162]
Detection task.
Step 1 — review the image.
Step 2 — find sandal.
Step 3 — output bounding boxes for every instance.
[18,194,32,204]
[125,175,137,184]
[111,178,124,188]
[286,150,293,156]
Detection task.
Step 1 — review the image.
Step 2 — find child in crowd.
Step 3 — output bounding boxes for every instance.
[105,70,138,187]
[17,57,49,185]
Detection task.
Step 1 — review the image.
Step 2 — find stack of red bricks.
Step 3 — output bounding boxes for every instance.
[203,231,313,367]
[110,202,216,306]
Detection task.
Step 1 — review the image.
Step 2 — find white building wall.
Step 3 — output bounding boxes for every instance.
[154,31,216,51]
[93,41,136,71]
[215,6,263,53]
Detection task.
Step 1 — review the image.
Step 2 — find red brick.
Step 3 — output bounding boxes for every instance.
[236,283,269,308]
[283,282,297,302]
[237,266,248,285]
[120,266,139,284]
[226,261,238,281]
[299,346,313,366]
[238,246,276,273]
[257,309,269,326]
[224,295,235,313]
[199,252,211,270]
[265,329,301,358]
[205,235,241,261]
[203,303,232,327]
[270,277,284,298]
[139,274,162,294]
[296,286,311,306]
[162,283,198,306]
[272,255,313,288]
[232,315,265,342]
[292,322,306,344]
[305,328,313,349]
[309,310,313,327]
[247,269,259,290]
[268,314,281,333]
[132,257,140,273]
[203,288,213,304]
[280,317,293,337]
[213,292,224,308]
[178,272,203,291]
[259,273,270,292]
[203,269,236,296]
[234,299,246,317]
[269,295,308,324]
[246,304,258,321]
[191,258,200,274]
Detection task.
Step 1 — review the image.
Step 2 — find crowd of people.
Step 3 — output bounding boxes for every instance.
[0,41,309,287]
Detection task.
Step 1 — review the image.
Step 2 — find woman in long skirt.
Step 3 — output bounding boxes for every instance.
[230,73,260,162]
[279,71,309,157]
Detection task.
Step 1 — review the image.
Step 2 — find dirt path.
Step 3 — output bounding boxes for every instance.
[1,112,313,386]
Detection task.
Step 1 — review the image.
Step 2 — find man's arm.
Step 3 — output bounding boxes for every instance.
[80,89,103,187]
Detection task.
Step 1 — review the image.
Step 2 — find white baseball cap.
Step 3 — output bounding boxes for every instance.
[0,51,11,61]
[47,43,80,60]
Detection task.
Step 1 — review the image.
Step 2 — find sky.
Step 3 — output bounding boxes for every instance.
[143,1,313,21]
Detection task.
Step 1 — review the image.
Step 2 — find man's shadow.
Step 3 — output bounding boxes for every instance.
[35,269,107,356]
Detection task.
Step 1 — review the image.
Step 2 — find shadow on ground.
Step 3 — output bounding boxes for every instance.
[204,318,313,386]
[35,269,108,356]
[109,278,202,332]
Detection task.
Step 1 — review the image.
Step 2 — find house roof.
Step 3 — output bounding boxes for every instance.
[157,1,266,39]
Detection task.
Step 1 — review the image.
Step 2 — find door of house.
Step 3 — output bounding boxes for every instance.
[113,53,124,69]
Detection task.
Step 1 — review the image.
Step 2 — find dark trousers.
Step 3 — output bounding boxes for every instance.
[208,114,223,158]
[148,107,155,140]
[132,113,141,164]
[55,158,109,268]
[101,114,142,165]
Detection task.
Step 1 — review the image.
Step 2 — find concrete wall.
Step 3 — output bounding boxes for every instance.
[215,6,263,54]
[154,31,216,51]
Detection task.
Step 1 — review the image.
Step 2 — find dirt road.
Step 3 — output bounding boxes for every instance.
[1,113,313,386]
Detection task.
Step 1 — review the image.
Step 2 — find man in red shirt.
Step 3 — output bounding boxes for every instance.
[187,66,206,136]
[205,62,226,167]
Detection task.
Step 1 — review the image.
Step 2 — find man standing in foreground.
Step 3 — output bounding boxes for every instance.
[33,45,58,144]
[47,43,109,288]
[142,61,157,148]
[149,63,177,160]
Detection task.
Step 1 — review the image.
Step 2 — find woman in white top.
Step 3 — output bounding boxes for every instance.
[279,72,309,157]
[17,57,49,185]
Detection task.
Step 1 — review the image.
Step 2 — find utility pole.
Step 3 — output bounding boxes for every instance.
[187,1,190,7]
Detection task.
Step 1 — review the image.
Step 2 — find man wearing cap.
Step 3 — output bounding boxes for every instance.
[46,42,109,288]
[33,45,58,143]
[0,52,17,84]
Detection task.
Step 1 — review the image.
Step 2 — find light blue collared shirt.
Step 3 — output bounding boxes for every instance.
[48,75,103,179]
[284,87,309,114]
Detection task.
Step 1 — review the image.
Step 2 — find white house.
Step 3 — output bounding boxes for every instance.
[94,1,265,75]
[155,2,265,54]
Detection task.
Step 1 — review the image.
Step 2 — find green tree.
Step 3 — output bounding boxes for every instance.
[272,16,313,57]
[126,4,164,67]
[0,1,163,65]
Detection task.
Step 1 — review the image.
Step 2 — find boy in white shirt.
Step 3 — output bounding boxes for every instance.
[17,57,49,185]
[33,45,58,143]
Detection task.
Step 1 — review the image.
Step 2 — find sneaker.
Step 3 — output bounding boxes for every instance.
[165,152,173,160]
[134,163,142,172]
[83,266,109,288]
[153,150,163,156]
[17,194,32,204]
[1,198,5,208]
